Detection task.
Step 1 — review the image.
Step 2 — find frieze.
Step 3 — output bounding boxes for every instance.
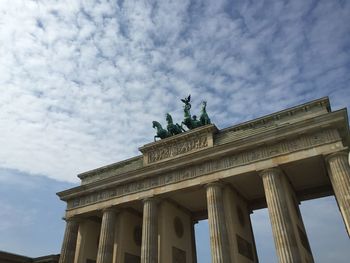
[147,134,208,164]
[67,129,340,209]
[140,124,216,165]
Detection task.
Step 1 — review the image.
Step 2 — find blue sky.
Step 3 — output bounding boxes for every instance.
[0,0,349,262]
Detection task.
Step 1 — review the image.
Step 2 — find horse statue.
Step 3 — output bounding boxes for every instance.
[152,121,170,141]
[199,101,211,125]
[166,113,184,135]
[181,95,202,130]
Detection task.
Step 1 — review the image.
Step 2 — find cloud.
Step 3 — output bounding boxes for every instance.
[0,0,349,182]
[0,1,349,261]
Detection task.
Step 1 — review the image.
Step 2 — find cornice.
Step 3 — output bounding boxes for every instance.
[218,97,330,133]
[78,155,142,180]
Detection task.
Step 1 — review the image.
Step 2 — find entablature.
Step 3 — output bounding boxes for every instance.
[57,108,349,209]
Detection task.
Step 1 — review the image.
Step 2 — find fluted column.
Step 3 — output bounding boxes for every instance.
[261,168,301,263]
[206,182,231,263]
[59,218,79,263]
[141,198,158,263]
[326,151,350,235]
[96,208,117,263]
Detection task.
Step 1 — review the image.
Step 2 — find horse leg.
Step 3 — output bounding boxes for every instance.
[182,120,191,130]
[181,122,185,130]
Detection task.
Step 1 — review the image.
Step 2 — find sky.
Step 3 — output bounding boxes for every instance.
[0,0,349,262]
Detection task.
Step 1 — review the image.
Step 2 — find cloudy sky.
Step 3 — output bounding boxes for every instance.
[0,0,349,262]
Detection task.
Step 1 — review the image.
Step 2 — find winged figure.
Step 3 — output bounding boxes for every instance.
[181,95,191,108]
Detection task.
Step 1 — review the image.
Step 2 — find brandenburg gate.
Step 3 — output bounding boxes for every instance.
[57,97,350,263]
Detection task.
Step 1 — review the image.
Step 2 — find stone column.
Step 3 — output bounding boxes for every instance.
[206,182,231,263]
[260,168,301,263]
[59,218,79,263]
[326,151,350,235]
[141,198,158,263]
[96,208,117,263]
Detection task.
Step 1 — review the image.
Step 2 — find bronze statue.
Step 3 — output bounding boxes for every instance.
[152,95,212,140]
[180,95,203,130]
[199,101,211,125]
[180,95,191,109]
[152,121,170,141]
[181,99,194,129]
[166,113,184,135]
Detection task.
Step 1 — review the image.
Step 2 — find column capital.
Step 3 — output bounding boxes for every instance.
[62,216,81,223]
[142,196,160,204]
[101,206,119,214]
[325,151,349,162]
[205,180,226,189]
[259,167,282,178]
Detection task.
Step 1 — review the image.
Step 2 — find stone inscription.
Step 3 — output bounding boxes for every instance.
[147,135,208,164]
[68,129,340,209]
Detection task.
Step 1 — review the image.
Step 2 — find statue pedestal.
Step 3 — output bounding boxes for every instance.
[139,124,217,166]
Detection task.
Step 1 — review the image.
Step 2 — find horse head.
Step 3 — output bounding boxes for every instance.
[152,121,160,129]
[165,113,173,124]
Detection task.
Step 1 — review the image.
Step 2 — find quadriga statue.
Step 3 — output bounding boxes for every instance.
[152,95,212,141]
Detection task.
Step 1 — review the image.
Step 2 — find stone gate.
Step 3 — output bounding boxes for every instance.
[57,97,350,263]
